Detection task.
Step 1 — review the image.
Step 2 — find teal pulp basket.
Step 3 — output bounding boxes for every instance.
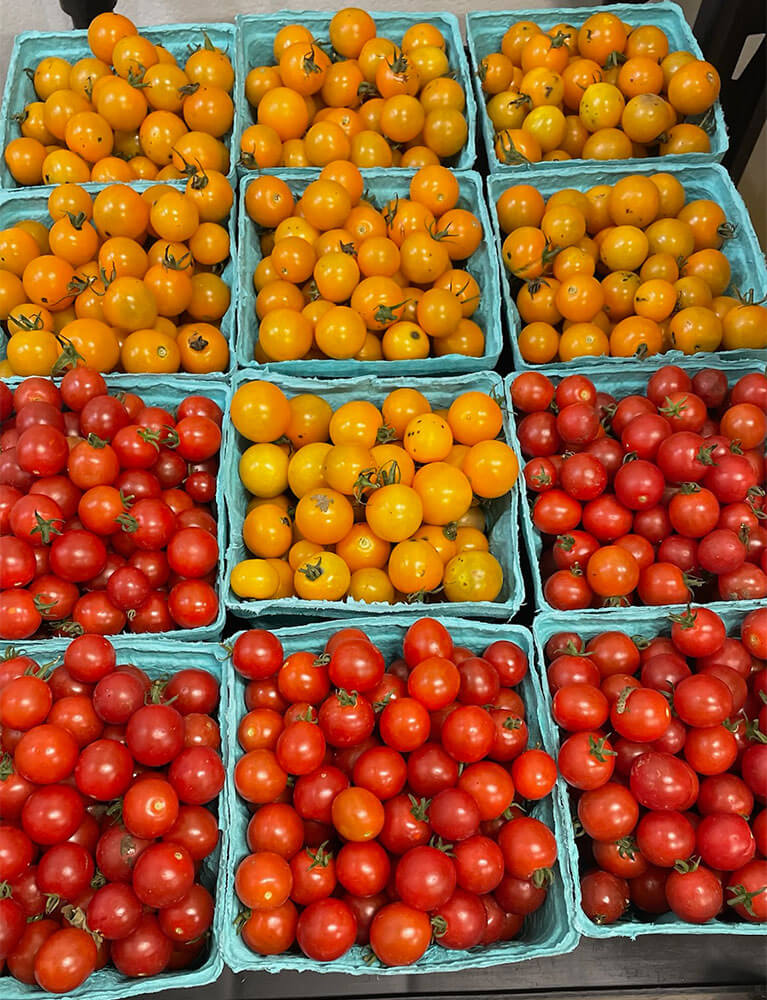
[234,11,476,174]
[222,614,580,974]
[0,370,229,640]
[467,2,728,176]
[504,356,766,617]
[486,161,767,372]
[235,168,502,377]
[533,607,767,939]
[0,182,238,378]
[0,634,228,997]
[0,23,238,190]
[223,369,525,622]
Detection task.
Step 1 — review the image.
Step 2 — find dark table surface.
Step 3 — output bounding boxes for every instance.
[156,934,766,1000]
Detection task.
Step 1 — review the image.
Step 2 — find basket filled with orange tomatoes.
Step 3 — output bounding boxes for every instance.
[237,164,502,375]
[0,15,237,189]
[223,371,524,621]
[486,162,767,370]
[235,10,477,172]
[0,176,236,378]
[467,2,727,172]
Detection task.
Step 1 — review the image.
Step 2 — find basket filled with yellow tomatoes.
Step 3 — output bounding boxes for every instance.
[467,2,727,172]
[237,164,502,375]
[0,14,237,188]
[223,371,524,621]
[235,10,476,172]
[487,162,767,369]
[0,176,236,378]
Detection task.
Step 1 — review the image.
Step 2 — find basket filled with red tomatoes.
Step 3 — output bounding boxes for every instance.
[223,371,524,621]
[508,360,767,614]
[467,1,727,173]
[236,165,502,375]
[222,615,579,972]
[234,11,476,173]
[0,370,227,641]
[487,162,767,370]
[0,16,237,189]
[0,179,236,379]
[533,605,767,937]
[0,633,228,995]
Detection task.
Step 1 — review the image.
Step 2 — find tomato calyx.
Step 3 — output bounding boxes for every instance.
[373,691,395,712]
[313,652,330,667]
[659,395,689,418]
[51,337,85,377]
[408,794,430,822]
[373,300,411,328]
[30,510,63,544]
[61,903,104,944]
[233,909,251,932]
[431,914,448,937]
[307,841,333,870]
[672,856,701,874]
[542,30,568,50]
[613,685,636,714]
[0,753,14,780]
[179,81,202,96]
[32,594,58,617]
[429,835,455,857]
[427,219,456,244]
[54,619,85,637]
[171,148,202,179]
[335,688,359,708]
[116,511,139,534]
[8,309,45,331]
[668,604,697,630]
[616,836,640,861]
[727,882,767,918]
[531,866,554,889]
[502,715,523,731]
[588,734,616,762]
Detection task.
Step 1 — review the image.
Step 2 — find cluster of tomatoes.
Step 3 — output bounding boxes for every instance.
[541,606,767,926]
[0,635,225,989]
[242,10,469,171]
[496,172,767,365]
[0,178,232,378]
[229,379,518,606]
[231,618,559,965]
[0,369,222,639]
[513,365,767,610]
[4,12,233,188]
[245,163,486,363]
[480,11,719,165]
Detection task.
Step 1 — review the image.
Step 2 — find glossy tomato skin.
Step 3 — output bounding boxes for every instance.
[296,898,357,962]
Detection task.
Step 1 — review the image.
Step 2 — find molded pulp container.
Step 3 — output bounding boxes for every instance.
[0,635,228,998]
[0,182,238,378]
[234,11,477,174]
[223,369,525,622]
[0,23,239,189]
[486,161,767,372]
[235,168,502,376]
[222,615,580,974]
[467,1,728,176]
[504,357,765,617]
[0,371,229,640]
[533,606,767,939]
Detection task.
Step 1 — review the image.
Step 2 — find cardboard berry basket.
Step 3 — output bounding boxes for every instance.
[0,371,229,641]
[222,614,579,974]
[235,167,502,377]
[234,10,477,175]
[467,1,728,177]
[0,634,228,997]
[0,181,238,379]
[504,357,766,618]
[222,369,525,623]
[532,606,767,939]
[486,161,767,373]
[0,23,239,190]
